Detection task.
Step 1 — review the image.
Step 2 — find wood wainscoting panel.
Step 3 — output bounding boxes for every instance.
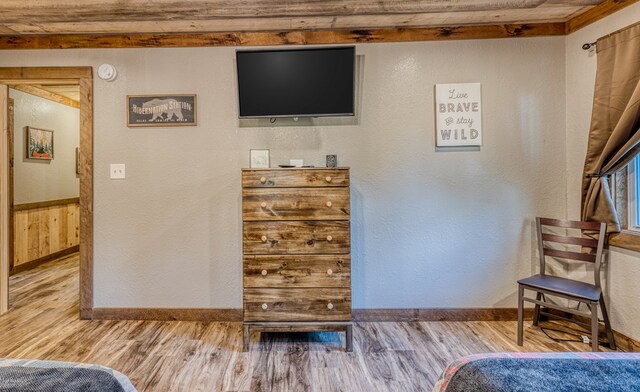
[13,199,79,270]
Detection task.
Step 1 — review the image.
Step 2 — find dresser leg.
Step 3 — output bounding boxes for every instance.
[243,324,250,352]
[345,324,353,352]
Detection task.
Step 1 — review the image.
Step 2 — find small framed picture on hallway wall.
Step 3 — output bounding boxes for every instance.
[26,127,54,160]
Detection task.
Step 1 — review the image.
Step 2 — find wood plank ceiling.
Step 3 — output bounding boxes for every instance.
[0,0,608,35]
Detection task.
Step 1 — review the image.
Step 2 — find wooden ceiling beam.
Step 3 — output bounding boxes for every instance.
[0,0,602,22]
[0,0,634,49]
[0,6,588,35]
[0,23,567,50]
[565,0,640,33]
[10,84,80,108]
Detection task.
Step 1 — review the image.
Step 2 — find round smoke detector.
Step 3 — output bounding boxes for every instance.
[97,64,117,82]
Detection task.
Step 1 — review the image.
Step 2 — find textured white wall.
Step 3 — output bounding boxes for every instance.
[0,38,567,309]
[565,4,640,340]
[10,88,80,204]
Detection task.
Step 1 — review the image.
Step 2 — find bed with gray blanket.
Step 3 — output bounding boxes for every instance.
[0,358,136,392]
[433,352,640,392]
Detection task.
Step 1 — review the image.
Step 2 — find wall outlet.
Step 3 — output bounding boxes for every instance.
[110,164,126,179]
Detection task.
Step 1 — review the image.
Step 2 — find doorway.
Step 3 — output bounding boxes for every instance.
[0,67,93,319]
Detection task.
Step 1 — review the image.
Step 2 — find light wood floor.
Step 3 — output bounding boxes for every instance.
[3,254,614,392]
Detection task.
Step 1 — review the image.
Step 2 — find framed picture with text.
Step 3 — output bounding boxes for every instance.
[127,94,197,127]
[435,83,482,147]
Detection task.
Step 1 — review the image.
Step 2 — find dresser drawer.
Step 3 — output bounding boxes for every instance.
[244,255,350,288]
[244,288,351,322]
[242,169,349,188]
[243,221,350,255]
[243,188,350,221]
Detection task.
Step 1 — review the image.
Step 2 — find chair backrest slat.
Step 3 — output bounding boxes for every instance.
[543,248,597,263]
[541,233,599,248]
[538,217,602,231]
[535,217,607,288]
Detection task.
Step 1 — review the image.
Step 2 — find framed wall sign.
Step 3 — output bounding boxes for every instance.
[435,83,482,147]
[326,155,337,168]
[250,149,270,168]
[26,127,54,160]
[127,94,197,127]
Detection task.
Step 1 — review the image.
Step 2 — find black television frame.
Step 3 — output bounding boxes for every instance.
[235,46,356,119]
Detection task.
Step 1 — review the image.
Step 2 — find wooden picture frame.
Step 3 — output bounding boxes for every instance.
[26,127,54,160]
[127,94,197,127]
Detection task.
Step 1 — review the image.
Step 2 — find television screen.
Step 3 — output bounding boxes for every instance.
[236,46,355,118]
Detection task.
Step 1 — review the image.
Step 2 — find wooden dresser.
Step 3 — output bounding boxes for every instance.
[241,167,352,351]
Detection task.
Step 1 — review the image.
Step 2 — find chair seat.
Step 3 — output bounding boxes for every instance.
[518,274,601,301]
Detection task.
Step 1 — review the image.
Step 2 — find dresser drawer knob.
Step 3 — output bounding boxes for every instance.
[261,270,268,276]
[260,176,267,184]
[261,235,267,242]
[327,268,333,276]
[327,302,334,310]
[326,201,332,208]
[325,176,332,183]
[261,303,269,310]
[260,202,267,208]
[326,235,333,242]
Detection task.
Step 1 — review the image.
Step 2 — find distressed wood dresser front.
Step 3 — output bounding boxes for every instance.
[241,167,352,351]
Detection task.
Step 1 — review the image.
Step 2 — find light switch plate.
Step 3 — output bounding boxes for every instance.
[110,164,126,179]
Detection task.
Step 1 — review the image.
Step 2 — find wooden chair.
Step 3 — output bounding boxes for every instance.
[517,217,616,352]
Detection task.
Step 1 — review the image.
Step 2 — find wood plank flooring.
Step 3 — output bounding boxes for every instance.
[2,254,617,392]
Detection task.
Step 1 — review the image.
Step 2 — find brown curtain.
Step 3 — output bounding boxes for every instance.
[581,22,640,233]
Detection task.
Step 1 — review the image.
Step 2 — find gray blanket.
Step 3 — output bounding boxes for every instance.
[0,366,125,392]
[445,358,640,392]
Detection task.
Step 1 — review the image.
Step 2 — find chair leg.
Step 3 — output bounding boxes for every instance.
[532,292,542,326]
[599,297,616,350]
[591,301,599,352]
[517,285,524,346]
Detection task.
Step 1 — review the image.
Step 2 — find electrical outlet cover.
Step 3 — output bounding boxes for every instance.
[110,164,126,179]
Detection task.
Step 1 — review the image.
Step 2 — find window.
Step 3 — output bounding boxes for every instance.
[610,155,640,251]
[628,155,640,231]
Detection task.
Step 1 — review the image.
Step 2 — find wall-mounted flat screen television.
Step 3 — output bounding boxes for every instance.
[236,46,355,118]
